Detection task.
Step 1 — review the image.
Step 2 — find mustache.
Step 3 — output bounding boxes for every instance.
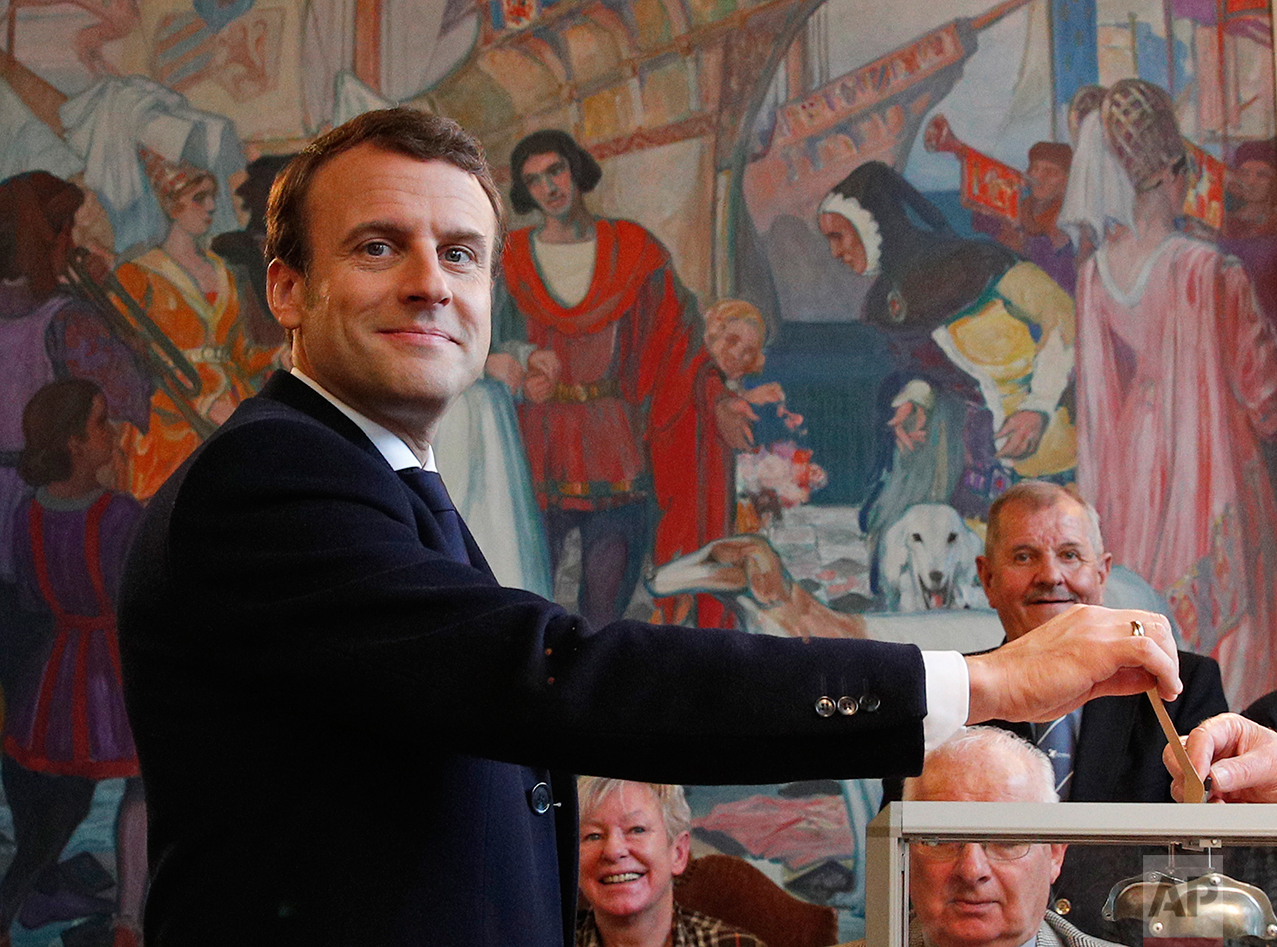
[1023,585,1079,604]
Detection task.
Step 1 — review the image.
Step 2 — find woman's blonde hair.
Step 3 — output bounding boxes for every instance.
[703,299,766,343]
[576,777,691,840]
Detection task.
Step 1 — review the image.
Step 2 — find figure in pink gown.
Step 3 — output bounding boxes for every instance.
[1063,79,1277,708]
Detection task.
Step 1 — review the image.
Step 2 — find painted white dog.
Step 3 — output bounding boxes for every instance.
[877,503,988,611]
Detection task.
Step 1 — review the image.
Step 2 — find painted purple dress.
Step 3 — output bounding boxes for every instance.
[6,488,141,778]
[0,281,150,581]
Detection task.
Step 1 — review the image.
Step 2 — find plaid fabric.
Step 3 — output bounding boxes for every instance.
[1037,911,1127,947]
[577,904,767,947]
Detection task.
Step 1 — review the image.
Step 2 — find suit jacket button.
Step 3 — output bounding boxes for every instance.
[529,782,553,814]
[861,693,881,712]
[837,696,859,716]
[1054,898,1071,915]
[815,696,836,717]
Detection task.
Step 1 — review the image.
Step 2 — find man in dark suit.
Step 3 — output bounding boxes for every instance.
[976,481,1228,940]
[117,109,1183,947]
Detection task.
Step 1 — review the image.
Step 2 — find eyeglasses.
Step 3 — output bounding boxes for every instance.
[912,840,1033,862]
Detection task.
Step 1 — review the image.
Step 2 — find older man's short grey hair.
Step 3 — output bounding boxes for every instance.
[576,777,692,841]
[903,726,1059,803]
[985,481,1104,557]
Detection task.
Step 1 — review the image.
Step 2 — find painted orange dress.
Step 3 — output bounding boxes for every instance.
[115,248,274,499]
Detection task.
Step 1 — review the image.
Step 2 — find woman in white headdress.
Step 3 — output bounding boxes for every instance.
[817,161,1076,549]
[1062,78,1277,708]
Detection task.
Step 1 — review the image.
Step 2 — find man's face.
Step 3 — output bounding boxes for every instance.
[268,144,495,441]
[578,784,690,924]
[521,151,577,220]
[910,759,1067,947]
[1229,159,1276,206]
[819,212,868,273]
[1025,160,1068,204]
[977,498,1111,640]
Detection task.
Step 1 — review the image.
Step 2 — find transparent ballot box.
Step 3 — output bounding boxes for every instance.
[865,802,1277,947]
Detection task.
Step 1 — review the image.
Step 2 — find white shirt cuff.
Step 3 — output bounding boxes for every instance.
[922,650,969,753]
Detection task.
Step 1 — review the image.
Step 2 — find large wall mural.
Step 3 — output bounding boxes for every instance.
[0,0,1273,941]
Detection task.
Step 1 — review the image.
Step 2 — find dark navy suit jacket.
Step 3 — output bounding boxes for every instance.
[119,371,932,947]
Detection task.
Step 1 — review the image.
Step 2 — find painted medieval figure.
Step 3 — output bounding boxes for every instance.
[0,172,149,700]
[817,161,1076,550]
[3,380,146,947]
[974,141,1077,295]
[1223,138,1277,241]
[702,299,800,437]
[116,147,275,500]
[1219,138,1277,330]
[209,153,294,353]
[495,130,736,627]
[1062,78,1277,707]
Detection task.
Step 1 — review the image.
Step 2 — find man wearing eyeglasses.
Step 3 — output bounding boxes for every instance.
[903,727,1119,947]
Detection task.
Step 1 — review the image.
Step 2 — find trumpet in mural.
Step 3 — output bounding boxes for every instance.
[61,247,215,441]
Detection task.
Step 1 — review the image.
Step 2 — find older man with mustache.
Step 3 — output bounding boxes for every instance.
[976,481,1228,941]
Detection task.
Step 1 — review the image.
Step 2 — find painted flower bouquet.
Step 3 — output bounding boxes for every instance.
[735,441,828,531]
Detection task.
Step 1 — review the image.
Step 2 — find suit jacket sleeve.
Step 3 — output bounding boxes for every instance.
[121,384,928,788]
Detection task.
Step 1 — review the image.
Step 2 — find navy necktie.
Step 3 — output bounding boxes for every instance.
[1034,712,1077,801]
[398,468,469,565]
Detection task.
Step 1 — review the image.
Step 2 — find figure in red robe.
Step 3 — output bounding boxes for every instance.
[493,131,742,628]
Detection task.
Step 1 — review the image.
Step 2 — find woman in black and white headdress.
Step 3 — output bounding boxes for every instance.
[818,161,1077,553]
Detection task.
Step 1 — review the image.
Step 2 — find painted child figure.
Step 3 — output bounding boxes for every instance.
[1,380,146,947]
[702,299,803,444]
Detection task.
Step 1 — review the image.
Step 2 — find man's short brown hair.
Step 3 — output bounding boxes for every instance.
[265,108,506,276]
[985,481,1103,557]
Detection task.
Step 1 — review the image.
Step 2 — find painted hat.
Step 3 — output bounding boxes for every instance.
[1102,79,1184,191]
[1028,141,1073,171]
[138,145,210,204]
[1234,139,1277,168]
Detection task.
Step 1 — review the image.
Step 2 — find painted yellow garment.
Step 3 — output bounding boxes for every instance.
[940,261,1076,478]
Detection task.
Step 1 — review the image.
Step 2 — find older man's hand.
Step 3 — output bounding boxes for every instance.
[964,604,1180,724]
[1167,713,1277,803]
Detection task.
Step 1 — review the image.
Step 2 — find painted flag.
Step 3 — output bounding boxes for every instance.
[1172,0,1269,22]
[1183,140,1226,230]
[959,149,1025,223]
[1051,0,1099,111]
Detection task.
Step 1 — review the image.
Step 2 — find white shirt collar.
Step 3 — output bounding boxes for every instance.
[289,368,436,472]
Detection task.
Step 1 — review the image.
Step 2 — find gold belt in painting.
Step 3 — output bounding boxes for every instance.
[549,479,635,497]
[550,378,621,403]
